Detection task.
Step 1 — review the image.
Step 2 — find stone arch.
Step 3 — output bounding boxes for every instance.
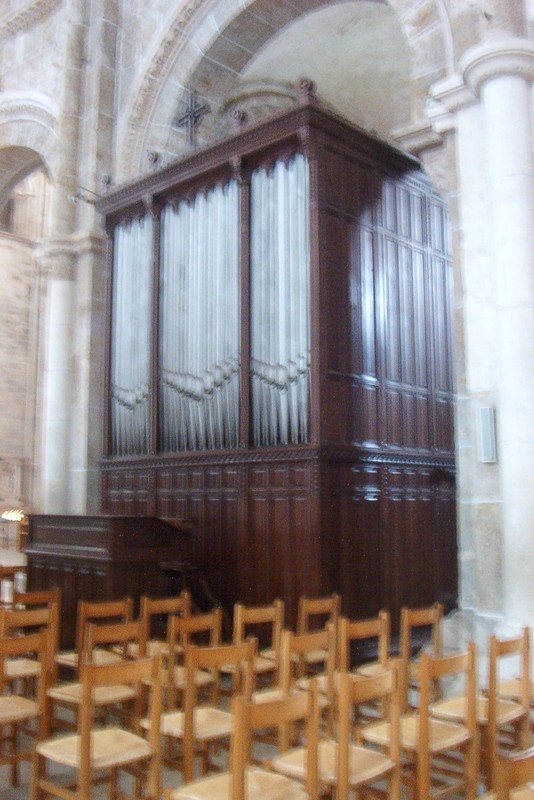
[118,0,454,181]
[0,146,48,212]
[0,93,57,200]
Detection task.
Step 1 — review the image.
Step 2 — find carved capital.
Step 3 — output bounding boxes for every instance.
[427,39,534,138]
[460,38,534,95]
[39,242,77,280]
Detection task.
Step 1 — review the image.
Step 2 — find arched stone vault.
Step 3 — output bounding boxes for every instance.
[117,0,468,182]
[0,146,44,207]
[0,93,57,201]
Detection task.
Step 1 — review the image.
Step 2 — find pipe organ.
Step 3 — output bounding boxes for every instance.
[99,98,457,629]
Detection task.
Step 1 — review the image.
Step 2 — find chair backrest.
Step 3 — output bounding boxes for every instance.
[297,593,341,636]
[496,746,534,799]
[279,625,336,737]
[337,664,401,800]
[78,654,163,798]
[74,597,133,672]
[0,604,59,682]
[487,627,531,789]
[282,624,336,683]
[13,586,61,610]
[338,610,390,671]
[231,680,320,800]
[139,590,191,641]
[399,601,443,711]
[168,606,223,649]
[181,639,257,782]
[166,607,223,707]
[83,618,147,665]
[233,599,284,658]
[400,602,443,662]
[12,586,62,668]
[418,642,477,798]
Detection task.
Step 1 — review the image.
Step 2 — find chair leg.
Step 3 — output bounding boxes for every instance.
[8,723,20,787]
[109,766,119,800]
[467,731,480,800]
[30,750,42,800]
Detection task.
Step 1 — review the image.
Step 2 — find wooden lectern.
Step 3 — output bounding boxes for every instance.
[25,515,194,649]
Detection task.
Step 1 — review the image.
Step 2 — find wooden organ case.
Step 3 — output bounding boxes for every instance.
[98,97,457,631]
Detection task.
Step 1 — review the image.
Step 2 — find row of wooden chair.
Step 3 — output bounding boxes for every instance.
[164,628,534,800]
[0,589,336,796]
[2,587,533,799]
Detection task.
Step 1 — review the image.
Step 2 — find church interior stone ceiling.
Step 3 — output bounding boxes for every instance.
[236,1,411,137]
[148,1,413,171]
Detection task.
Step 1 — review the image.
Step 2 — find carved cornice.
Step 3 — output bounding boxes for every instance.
[100,446,455,472]
[0,0,61,40]
[102,102,421,218]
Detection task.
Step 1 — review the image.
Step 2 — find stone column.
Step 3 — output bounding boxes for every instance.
[462,41,534,627]
[429,39,534,631]
[41,249,75,512]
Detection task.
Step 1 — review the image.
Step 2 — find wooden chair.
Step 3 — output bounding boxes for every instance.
[363,641,479,800]
[296,593,341,672]
[226,599,284,688]
[399,601,443,711]
[164,680,319,800]
[136,590,191,657]
[0,629,49,787]
[479,746,534,799]
[290,624,336,688]
[11,586,61,669]
[0,603,59,689]
[431,627,531,790]
[271,662,401,799]
[337,611,392,724]
[337,609,391,674]
[55,596,133,676]
[47,618,147,734]
[487,628,531,787]
[165,607,223,708]
[280,625,336,736]
[32,653,163,800]
[151,638,256,782]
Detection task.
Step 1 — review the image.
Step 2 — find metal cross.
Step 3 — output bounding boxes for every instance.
[174,90,210,149]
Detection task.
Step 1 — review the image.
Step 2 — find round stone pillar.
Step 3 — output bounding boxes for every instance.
[41,250,75,513]
[462,41,534,627]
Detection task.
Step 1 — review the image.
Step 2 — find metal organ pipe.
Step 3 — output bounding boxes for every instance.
[250,154,310,446]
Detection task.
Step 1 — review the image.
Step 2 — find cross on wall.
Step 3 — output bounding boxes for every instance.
[174,89,210,149]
